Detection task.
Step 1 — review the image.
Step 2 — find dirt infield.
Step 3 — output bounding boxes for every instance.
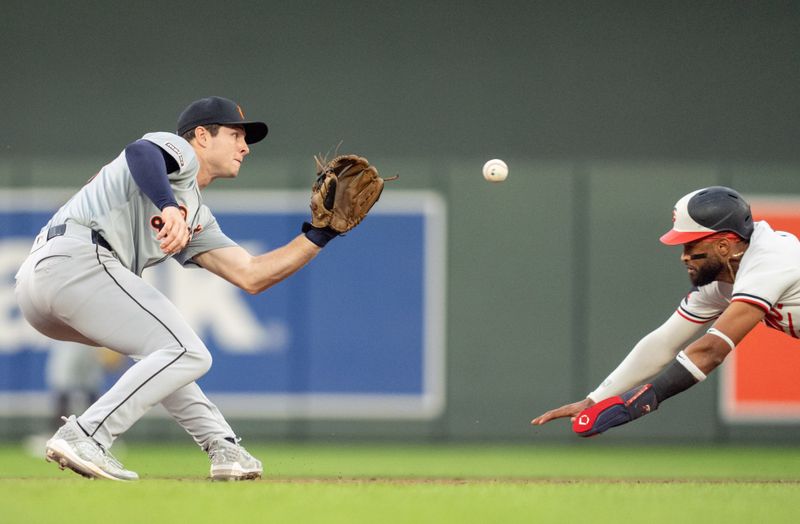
[7,475,797,485]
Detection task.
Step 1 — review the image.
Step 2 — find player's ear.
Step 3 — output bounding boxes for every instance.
[715,238,731,256]
[193,126,209,146]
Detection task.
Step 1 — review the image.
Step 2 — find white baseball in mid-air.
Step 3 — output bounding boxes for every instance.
[482,159,508,183]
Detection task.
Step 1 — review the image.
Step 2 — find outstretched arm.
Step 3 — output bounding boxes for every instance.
[532,311,703,426]
[586,312,705,401]
[192,235,322,294]
[570,301,765,437]
[681,301,765,373]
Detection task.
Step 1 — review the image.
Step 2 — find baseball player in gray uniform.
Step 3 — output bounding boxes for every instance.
[532,186,800,436]
[15,96,341,480]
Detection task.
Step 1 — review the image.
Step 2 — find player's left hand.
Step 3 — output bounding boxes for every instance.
[310,154,394,233]
[571,384,659,437]
[157,205,190,254]
[531,398,595,426]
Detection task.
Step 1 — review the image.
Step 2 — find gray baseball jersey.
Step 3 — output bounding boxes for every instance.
[15,132,240,452]
[42,132,237,275]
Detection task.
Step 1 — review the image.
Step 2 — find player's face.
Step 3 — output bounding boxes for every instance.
[206,125,250,179]
[681,239,725,287]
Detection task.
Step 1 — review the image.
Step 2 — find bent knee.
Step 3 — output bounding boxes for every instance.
[184,344,213,376]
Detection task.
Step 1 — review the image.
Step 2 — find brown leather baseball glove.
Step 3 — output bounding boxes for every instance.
[309,154,393,233]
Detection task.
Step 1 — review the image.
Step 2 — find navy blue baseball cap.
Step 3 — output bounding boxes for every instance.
[177,96,268,144]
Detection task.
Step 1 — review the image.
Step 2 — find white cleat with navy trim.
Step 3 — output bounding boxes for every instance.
[206,437,262,481]
[45,415,138,481]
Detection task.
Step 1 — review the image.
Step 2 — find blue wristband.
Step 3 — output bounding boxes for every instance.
[302,222,338,248]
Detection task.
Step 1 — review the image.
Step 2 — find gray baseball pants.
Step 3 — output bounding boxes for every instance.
[15,223,235,449]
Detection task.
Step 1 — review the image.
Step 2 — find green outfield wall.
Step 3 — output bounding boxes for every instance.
[2,1,799,443]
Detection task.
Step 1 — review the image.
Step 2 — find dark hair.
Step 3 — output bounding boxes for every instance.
[180,124,221,142]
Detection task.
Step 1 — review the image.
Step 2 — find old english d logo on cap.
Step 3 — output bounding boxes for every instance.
[177,96,268,145]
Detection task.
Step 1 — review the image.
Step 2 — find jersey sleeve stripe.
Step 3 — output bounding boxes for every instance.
[731,295,771,312]
[676,307,716,324]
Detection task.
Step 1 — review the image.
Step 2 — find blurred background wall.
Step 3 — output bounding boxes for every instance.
[1,1,799,443]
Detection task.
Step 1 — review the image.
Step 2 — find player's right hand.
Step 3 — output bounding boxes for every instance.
[157,205,190,255]
[531,398,595,426]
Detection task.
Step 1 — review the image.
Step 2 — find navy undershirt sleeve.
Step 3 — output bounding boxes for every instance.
[124,139,180,210]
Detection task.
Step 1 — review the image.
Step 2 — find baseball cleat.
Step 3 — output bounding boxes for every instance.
[45,415,138,481]
[206,437,262,481]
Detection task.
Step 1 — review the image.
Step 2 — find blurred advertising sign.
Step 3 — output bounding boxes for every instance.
[720,196,800,423]
[0,189,446,419]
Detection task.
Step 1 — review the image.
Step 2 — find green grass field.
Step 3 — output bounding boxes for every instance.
[2,442,799,523]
